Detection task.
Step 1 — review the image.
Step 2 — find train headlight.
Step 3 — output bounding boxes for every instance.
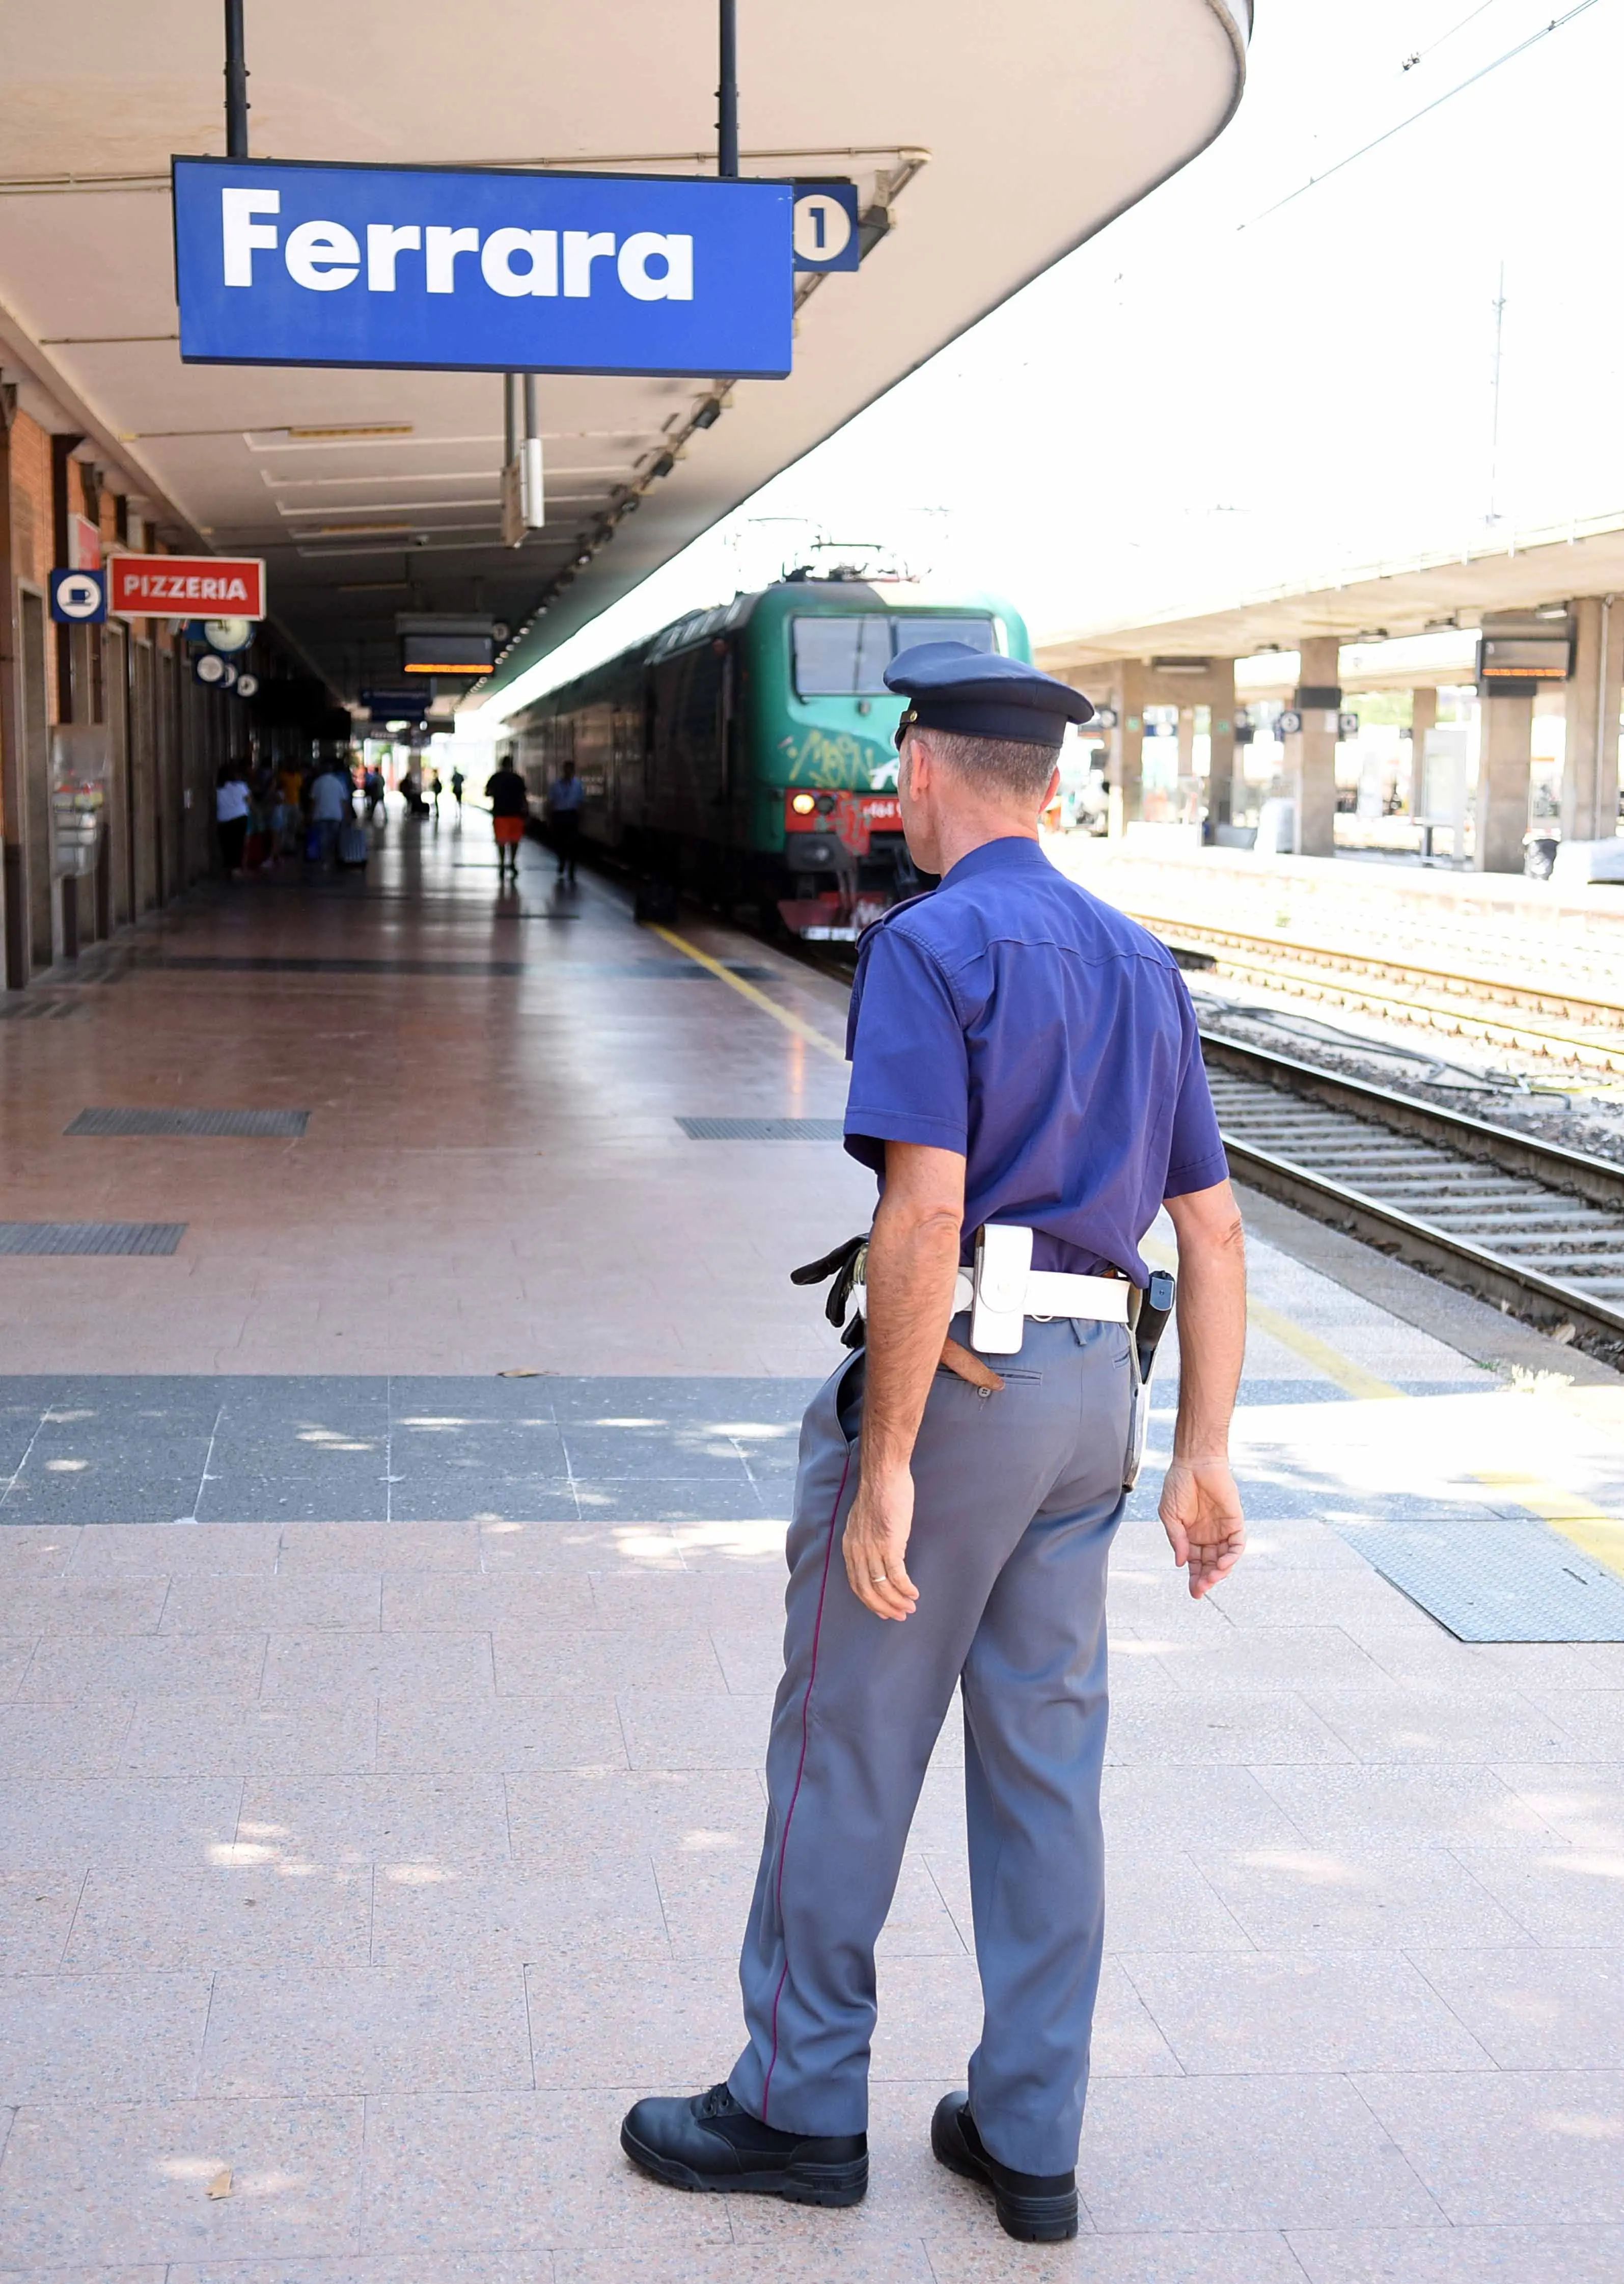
[790,793,817,815]
[815,793,837,814]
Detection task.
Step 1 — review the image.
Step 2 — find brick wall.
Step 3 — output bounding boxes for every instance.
[9,410,52,592]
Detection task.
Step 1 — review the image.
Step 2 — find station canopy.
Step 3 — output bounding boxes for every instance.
[0,0,1247,713]
[1038,505,1624,676]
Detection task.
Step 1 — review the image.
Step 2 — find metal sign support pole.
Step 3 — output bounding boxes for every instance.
[503,373,517,469]
[224,0,250,160]
[718,0,739,177]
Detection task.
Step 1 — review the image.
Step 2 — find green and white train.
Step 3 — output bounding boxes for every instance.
[504,575,1031,937]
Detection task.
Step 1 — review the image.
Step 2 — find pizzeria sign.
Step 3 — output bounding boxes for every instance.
[109,554,265,618]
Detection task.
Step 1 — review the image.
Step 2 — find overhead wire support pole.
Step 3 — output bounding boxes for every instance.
[718,0,739,176]
[223,0,250,160]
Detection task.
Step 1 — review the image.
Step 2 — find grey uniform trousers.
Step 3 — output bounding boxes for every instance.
[728,1311,1133,2177]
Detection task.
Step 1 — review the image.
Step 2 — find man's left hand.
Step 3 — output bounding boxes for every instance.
[1159,1457,1246,1598]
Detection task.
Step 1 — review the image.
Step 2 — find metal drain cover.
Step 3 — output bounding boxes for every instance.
[66,1107,310,1138]
[0,1222,186,1256]
[1330,1511,1624,1642]
[677,1117,846,1141]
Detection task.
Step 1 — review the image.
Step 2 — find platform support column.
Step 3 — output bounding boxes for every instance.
[1476,691,1534,872]
[1561,595,1623,845]
[1107,661,1144,835]
[1408,684,1436,817]
[1207,661,1236,826]
[1283,635,1339,857]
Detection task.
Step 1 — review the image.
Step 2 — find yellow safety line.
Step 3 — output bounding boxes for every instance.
[648,923,846,1064]
[1142,1236,1624,1581]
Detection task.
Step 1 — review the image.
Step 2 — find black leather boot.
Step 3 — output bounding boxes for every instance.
[930,2090,1080,2241]
[621,2083,868,2206]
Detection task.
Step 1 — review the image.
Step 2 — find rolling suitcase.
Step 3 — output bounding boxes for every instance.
[337,821,368,868]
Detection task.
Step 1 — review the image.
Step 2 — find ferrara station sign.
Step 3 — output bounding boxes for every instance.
[173,157,794,377]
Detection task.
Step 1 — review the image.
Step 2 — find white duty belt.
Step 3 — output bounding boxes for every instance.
[854,1222,1129,1357]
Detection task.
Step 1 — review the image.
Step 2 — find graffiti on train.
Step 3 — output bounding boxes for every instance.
[774,730,893,789]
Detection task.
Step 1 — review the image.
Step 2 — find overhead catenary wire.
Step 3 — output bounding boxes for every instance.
[1402,0,1509,69]
[1242,0,1608,230]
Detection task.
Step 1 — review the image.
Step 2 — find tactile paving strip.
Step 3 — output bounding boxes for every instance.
[0,1222,186,1256]
[66,1107,310,1137]
[677,1117,846,1141]
[1329,1510,1624,1641]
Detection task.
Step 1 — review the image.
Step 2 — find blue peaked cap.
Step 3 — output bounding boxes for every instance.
[884,641,1095,748]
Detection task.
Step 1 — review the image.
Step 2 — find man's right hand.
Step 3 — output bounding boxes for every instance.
[842,1465,920,1622]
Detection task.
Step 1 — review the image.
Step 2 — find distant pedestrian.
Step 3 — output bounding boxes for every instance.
[429,769,444,820]
[307,757,350,865]
[450,767,465,813]
[363,764,385,824]
[485,756,530,883]
[215,763,250,877]
[548,756,584,883]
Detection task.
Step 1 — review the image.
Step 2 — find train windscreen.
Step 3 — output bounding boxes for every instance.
[888,617,999,657]
[791,613,997,697]
[791,615,893,695]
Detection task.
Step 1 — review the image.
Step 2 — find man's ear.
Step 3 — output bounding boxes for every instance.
[1041,763,1061,811]
[904,733,931,798]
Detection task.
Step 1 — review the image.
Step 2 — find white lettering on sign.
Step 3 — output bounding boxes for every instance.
[223,187,281,285]
[218,189,695,305]
[617,232,693,302]
[366,223,422,291]
[562,231,617,298]
[425,225,480,293]
[125,571,249,601]
[285,220,361,291]
[481,228,559,297]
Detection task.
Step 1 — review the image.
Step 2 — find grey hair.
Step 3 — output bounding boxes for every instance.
[913,725,1063,804]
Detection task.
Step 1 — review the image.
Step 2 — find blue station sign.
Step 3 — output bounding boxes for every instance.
[172,157,794,378]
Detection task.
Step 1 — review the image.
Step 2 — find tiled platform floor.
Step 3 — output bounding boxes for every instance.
[2,814,1623,2279]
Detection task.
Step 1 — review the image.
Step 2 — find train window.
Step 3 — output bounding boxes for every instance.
[791,615,892,696]
[890,616,998,655]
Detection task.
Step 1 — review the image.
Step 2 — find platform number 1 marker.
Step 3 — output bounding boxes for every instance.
[791,183,861,272]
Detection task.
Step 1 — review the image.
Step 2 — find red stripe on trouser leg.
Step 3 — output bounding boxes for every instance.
[759,1443,852,2125]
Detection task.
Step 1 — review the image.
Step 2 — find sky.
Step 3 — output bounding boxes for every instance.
[464,0,1624,733]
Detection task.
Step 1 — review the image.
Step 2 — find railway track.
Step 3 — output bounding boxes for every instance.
[774,915,1624,1358]
[1202,1034,1624,1359]
[1124,909,1624,1076]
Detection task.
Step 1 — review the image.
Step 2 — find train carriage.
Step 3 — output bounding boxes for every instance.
[506,576,1031,938]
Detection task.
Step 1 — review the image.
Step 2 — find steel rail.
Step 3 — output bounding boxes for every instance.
[1201,1032,1624,1353]
[1131,910,1624,1025]
[1132,916,1624,1075]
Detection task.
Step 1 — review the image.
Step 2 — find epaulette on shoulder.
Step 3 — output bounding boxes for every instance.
[864,887,935,935]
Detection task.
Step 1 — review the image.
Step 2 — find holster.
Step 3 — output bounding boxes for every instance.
[1122,1267,1176,1489]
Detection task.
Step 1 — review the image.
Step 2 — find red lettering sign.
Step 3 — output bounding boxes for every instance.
[107,554,265,619]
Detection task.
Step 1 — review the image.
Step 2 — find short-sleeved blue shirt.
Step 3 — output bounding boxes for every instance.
[843,836,1228,1285]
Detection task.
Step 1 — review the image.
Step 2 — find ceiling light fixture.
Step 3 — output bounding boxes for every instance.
[284,422,415,440]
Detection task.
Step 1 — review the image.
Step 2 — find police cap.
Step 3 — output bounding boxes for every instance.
[885,641,1096,749]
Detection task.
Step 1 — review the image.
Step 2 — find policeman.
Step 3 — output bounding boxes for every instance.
[621,642,1248,2242]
